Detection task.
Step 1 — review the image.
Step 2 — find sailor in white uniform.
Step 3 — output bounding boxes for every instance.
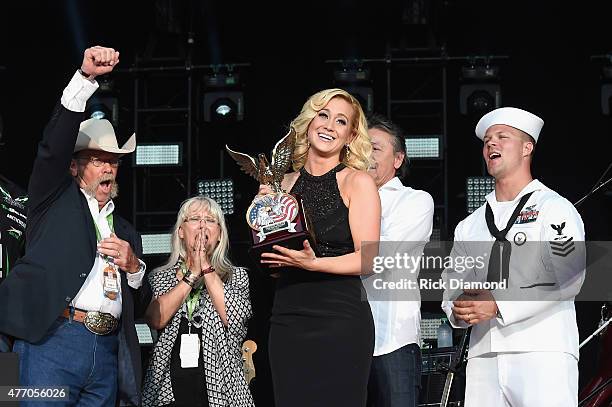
[441,107,586,407]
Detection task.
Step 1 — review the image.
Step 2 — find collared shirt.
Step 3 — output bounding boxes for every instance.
[62,70,145,317]
[71,192,145,318]
[364,177,434,356]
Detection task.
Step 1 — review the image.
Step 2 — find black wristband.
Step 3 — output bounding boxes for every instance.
[78,68,94,80]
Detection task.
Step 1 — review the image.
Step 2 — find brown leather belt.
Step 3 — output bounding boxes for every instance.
[62,307,118,336]
[62,307,88,323]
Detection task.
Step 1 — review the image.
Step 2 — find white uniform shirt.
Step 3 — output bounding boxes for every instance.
[364,177,434,356]
[62,70,145,318]
[441,179,585,359]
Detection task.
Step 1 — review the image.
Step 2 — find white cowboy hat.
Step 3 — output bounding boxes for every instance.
[475,107,544,143]
[74,118,136,154]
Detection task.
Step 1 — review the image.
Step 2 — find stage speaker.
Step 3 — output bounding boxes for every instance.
[419,346,465,406]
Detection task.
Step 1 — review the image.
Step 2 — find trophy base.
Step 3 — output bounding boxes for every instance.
[248,231,317,274]
[246,193,316,274]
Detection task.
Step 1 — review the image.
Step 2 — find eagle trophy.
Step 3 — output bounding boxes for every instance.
[225,128,296,193]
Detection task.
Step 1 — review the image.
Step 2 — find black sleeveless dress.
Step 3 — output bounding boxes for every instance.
[268,163,375,407]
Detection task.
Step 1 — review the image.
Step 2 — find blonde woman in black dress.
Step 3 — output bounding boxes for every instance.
[259,89,381,407]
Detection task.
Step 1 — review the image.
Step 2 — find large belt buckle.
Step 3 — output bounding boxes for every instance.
[83,311,118,335]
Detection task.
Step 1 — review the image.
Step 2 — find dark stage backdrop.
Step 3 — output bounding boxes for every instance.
[1,1,610,405]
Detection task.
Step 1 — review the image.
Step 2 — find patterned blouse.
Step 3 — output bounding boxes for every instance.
[142,262,255,407]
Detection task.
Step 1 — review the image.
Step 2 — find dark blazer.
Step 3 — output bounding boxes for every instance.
[0,102,147,406]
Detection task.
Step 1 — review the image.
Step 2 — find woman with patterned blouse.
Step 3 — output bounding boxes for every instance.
[142,196,255,407]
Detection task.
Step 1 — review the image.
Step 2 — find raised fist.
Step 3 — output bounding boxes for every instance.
[80,46,120,79]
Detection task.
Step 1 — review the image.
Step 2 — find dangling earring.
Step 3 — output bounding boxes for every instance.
[345,144,351,159]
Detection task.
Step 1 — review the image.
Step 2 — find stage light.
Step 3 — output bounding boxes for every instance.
[135,322,156,345]
[141,233,172,255]
[203,71,244,122]
[133,143,182,167]
[405,135,442,159]
[204,91,244,122]
[87,98,117,121]
[459,64,501,116]
[197,178,235,214]
[333,64,374,114]
[86,77,119,126]
[420,313,447,345]
[207,95,243,122]
[214,101,233,117]
[89,108,106,120]
[466,176,495,213]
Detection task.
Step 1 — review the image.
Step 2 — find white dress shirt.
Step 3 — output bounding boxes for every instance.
[61,70,99,112]
[62,70,145,318]
[71,194,145,318]
[364,177,434,356]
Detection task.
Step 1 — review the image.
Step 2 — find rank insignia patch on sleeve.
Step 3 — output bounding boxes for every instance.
[549,222,575,256]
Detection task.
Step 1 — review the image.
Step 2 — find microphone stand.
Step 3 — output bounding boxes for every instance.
[574,160,612,208]
[579,314,612,350]
[577,302,612,406]
[574,160,611,352]
[574,176,612,208]
[572,161,612,406]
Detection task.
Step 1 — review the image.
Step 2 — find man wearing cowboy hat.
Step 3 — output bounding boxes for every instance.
[441,107,585,406]
[0,46,148,406]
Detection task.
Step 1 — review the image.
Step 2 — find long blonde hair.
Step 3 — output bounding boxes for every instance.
[290,88,371,171]
[154,196,234,282]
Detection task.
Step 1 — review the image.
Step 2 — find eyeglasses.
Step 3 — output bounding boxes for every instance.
[78,157,122,168]
[184,216,219,226]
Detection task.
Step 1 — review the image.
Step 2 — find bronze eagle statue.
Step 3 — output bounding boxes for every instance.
[225,127,296,193]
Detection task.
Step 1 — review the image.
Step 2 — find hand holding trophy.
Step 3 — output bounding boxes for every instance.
[226,128,316,273]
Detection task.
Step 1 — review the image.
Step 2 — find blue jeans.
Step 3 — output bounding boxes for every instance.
[13,317,118,407]
[367,343,422,407]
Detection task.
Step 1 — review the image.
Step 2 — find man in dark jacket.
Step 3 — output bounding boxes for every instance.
[0,45,148,406]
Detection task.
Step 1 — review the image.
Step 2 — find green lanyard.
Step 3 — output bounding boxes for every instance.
[93,213,114,243]
[186,289,201,322]
[179,260,201,322]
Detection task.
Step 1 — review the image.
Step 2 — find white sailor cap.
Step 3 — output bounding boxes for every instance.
[475,107,544,142]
